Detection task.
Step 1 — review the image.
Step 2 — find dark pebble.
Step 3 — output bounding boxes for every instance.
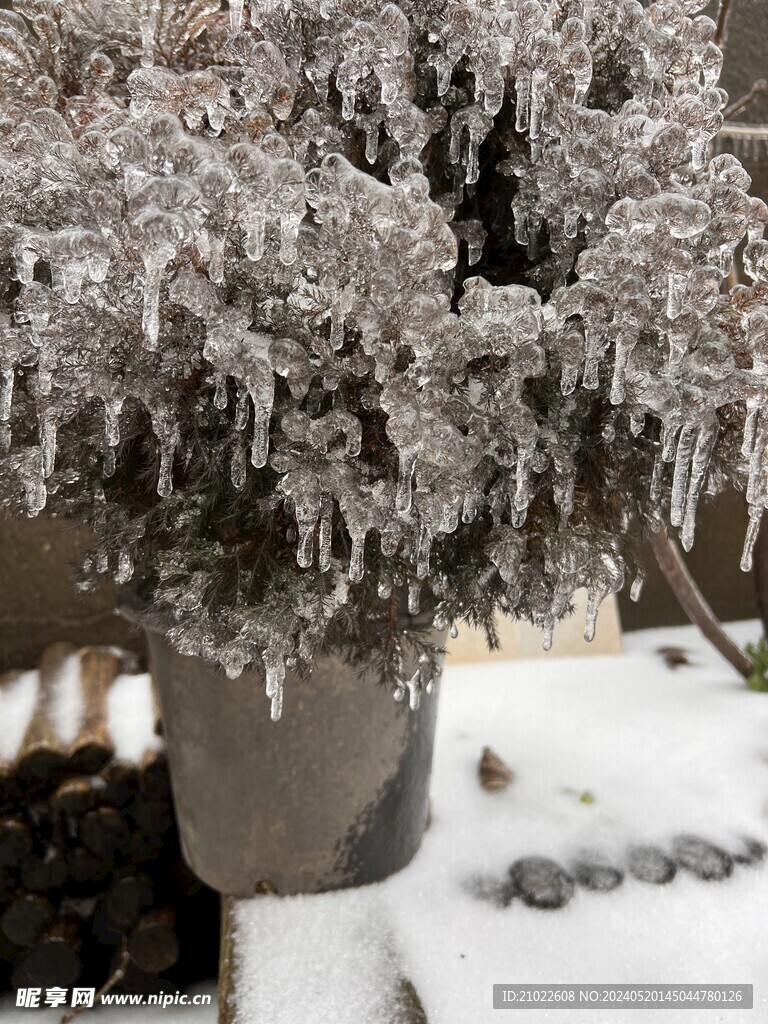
[508,857,575,909]
[733,837,767,866]
[627,845,677,885]
[672,835,733,881]
[572,860,624,892]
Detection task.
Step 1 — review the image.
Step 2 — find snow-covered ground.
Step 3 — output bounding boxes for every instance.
[4,620,768,1023]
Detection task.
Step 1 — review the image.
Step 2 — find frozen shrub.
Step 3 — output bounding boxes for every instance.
[1,0,767,717]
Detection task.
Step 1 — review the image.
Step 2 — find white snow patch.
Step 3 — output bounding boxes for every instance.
[0,670,38,762]
[49,653,84,745]
[107,672,163,763]
[231,888,405,1024]
[229,619,768,1024]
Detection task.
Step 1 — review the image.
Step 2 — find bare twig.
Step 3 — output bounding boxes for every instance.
[648,526,752,679]
[724,79,768,120]
[715,0,733,49]
[60,943,131,1024]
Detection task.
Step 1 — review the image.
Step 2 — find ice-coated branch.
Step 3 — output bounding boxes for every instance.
[649,525,752,679]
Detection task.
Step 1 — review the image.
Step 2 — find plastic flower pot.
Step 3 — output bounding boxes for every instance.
[120,599,442,897]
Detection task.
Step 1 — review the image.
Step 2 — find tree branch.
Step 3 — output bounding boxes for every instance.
[715,0,733,49]
[648,526,752,678]
[724,79,768,120]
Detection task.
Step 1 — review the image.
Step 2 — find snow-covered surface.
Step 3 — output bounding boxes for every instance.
[107,672,164,763]
[232,619,768,1024]
[0,652,162,765]
[50,653,85,746]
[3,620,768,1023]
[0,669,37,762]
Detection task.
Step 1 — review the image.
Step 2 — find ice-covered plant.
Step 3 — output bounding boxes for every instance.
[1,0,767,719]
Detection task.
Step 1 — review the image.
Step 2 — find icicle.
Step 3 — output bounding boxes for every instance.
[16,247,38,286]
[529,68,547,141]
[279,213,300,266]
[365,124,379,164]
[319,494,333,571]
[630,570,645,602]
[157,437,175,498]
[263,646,286,721]
[141,257,165,349]
[573,67,592,106]
[295,503,319,568]
[116,550,134,584]
[330,290,345,350]
[515,72,530,133]
[680,427,716,551]
[61,263,85,304]
[208,233,225,284]
[450,623,459,639]
[666,271,687,320]
[348,532,366,582]
[213,374,228,410]
[250,397,272,468]
[244,213,266,261]
[408,581,421,614]
[342,89,356,121]
[396,450,417,513]
[670,425,697,528]
[564,209,579,239]
[742,507,763,572]
[378,581,392,600]
[225,651,245,680]
[560,361,579,395]
[103,398,123,448]
[231,443,246,490]
[234,384,249,429]
[466,132,480,186]
[229,0,244,33]
[0,368,14,423]
[609,340,630,405]
[393,684,406,702]
[25,477,46,516]
[462,491,480,523]
[650,452,665,504]
[416,526,432,579]
[40,416,57,479]
[139,0,160,68]
[511,505,527,528]
[526,215,541,262]
[542,618,554,651]
[103,445,116,477]
[742,404,759,458]
[691,132,708,173]
[584,587,606,642]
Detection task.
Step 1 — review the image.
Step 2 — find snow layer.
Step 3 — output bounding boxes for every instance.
[107,671,163,763]
[0,670,38,762]
[3,620,768,1023]
[231,619,768,1024]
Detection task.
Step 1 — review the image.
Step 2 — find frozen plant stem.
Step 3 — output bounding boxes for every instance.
[649,526,752,679]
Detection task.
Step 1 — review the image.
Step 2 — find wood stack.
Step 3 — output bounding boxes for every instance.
[0,645,219,996]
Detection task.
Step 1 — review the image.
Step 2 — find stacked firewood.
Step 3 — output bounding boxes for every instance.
[0,644,219,997]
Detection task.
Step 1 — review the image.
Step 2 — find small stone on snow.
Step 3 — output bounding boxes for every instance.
[627,845,677,885]
[508,857,575,909]
[672,835,734,881]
